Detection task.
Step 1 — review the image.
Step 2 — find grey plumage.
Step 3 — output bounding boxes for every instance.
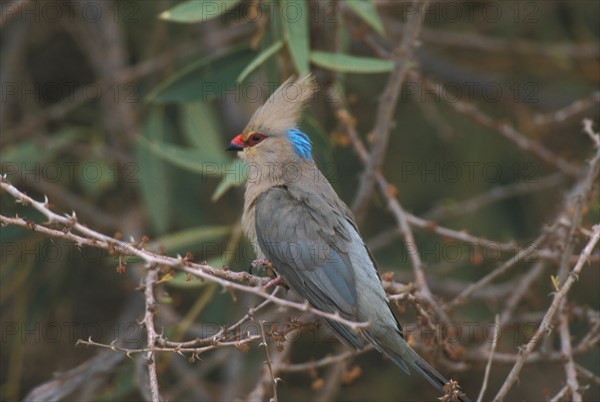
[228,75,469,401]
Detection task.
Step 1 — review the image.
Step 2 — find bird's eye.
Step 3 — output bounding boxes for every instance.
[247,133,266,146]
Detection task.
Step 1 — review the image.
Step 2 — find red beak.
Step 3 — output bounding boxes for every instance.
[226,134,245,151]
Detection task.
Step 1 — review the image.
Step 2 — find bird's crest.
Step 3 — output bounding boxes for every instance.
[243,74,317,136]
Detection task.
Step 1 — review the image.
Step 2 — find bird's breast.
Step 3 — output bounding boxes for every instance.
[241,185,264,259]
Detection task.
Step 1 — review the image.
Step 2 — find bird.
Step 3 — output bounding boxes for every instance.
[227,75,469,402]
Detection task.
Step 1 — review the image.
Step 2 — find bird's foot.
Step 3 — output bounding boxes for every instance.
[249,258,274,276]
[263,275,289,291]
[251,258,271,268]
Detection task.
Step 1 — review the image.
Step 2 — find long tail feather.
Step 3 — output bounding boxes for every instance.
[410,354,471,402]
[366,332,471,402]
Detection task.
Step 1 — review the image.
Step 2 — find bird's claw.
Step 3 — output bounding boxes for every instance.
[263,275,289,291]
[250,258,274,275]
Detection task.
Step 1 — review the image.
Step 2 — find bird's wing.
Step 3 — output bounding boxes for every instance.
[254,185,363,348]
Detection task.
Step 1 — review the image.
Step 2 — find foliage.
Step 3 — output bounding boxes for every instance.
[1,1,599,401]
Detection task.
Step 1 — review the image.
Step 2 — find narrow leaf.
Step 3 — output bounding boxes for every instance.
[136,108,171,233]
[137,137,224,175]
[2,127,82,179]
[152,225,232,255]
[211,162,245,202]
[281,0,310,75]
[159,0,241,23]
[147,46,254,103]
[310,51,393,73]
[182,102,228,165]
[344,0,384,35]
[237,39,285,83]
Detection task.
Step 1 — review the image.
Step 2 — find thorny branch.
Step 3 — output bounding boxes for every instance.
[143,268,161,402]
[332,75,599,402]
[4,104,598,402]
[3,125,599,400]
[492,123,600,400]
[3,1,599,400]
[493,224,600,401]
[476,315,499,402]
[0,177,369,331]
[408,71,581,178]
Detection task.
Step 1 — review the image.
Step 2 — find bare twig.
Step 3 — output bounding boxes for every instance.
[498,261,547,327]
[246,328,295,402]
[352,0,429,221]
[374,172,452,324]
[258,321,280,402]
[533,93,600,126]
[493,224,600,401]
[161,289,279,349]
[0,177,370,331]
[143,268,161,402]
[278,347,371,373]
[559,309,582,401]
[549,385,570,402]
[333,108,518,254]
[418,29,599,61]
[449,231,551,309]
[462,338,598,365]
[493,124,600,400]
[409,71,581,178]
[575,363,600,386]
[337,107,451,324]
[424,173,566,221]
[583,119,600,148]
[476,315,500,402]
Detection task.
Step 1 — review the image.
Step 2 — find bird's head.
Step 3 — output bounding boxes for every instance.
[227,75,317,164]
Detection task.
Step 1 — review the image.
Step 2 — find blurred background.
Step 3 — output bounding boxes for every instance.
[1,0,599,401]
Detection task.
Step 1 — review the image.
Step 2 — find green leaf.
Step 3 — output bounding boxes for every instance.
[151,225,232,255]
[211,162,245,202]
[136,107,171,233]
[182,102,228,165]
[344,0,384,35]
[147,46,254,103]
[137,136,224,175]
[159,0,241,23]
[281,0,310,75]
[76,158,114,198]
[310,51,393,73]
[1,128,82,180]
[237,39,285,83]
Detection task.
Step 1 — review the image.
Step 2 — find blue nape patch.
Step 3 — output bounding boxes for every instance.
[287,128,312,159]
